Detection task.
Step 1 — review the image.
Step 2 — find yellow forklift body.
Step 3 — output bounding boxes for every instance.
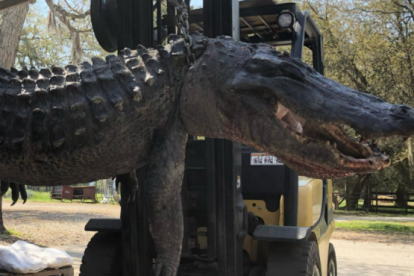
[242,178,335,275]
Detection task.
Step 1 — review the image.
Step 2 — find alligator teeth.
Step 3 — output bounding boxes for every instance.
[71,102,84,110]
[95,114,108,123]
[131,87,142,102]
[33,108,45,114]
[111,97,124,111]
[144,73,154,86]
[74,127,86,136]
[53,138,65,148]
[91,96,104,104]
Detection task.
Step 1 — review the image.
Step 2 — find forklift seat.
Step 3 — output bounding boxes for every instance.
[241,146,288,212]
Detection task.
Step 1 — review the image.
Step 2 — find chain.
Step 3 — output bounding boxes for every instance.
[174,0,195,65]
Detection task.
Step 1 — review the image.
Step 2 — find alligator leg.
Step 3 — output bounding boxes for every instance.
[10,183,19,206]
[146,114,188,276]
[1,183,27,205]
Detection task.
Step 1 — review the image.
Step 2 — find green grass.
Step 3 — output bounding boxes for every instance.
[3,191,52,203]
[29,191,51,202]
[0,229,23,237]
[334,210,414,217]
[3,190,117,204]
[336,220,414,234]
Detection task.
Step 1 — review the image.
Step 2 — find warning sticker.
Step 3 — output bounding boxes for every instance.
[250,153,284,166]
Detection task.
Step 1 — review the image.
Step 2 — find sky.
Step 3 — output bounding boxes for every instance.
[192,0,244,8]
[192,0,202,8]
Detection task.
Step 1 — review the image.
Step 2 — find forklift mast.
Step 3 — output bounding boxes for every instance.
[87,1,326,276]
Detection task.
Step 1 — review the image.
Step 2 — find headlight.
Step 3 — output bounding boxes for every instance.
[277,11,295,29]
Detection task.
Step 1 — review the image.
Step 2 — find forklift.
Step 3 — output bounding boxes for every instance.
[81,1,337,276]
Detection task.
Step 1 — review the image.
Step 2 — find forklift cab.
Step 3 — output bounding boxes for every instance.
[182,2,336,276]
[83,1,337,276]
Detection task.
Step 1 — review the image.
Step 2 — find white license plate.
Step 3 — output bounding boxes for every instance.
[250,153,284,166]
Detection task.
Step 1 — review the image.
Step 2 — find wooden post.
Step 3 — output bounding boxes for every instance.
[346,183,350,212]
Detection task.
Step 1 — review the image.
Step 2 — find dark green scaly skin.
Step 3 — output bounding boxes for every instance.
[2,34,414,275]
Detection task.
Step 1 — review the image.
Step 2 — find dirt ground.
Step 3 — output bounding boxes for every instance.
[0,200,120,246]
[332,229,414,244]
[2,201,414,276]
[333,239,414,276]
[2,200,414,247]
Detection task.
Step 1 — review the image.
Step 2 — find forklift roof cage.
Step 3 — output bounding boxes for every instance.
[91,0,324,74]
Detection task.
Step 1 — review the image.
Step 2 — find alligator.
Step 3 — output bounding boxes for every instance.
[0,33,413,275]
[0,182,27,205]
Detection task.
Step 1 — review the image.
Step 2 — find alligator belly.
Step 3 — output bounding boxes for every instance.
[0,129,152,186]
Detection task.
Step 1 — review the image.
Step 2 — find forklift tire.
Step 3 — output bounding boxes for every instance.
[80,232,123,276]
[249,267,265,276]
[266,241,321,276]
[327,243,337,276]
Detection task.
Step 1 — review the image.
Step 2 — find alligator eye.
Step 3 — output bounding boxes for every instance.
[280,64,306,83]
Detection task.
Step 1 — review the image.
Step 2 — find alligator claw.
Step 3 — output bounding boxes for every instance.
[19,185,27,204]
[117,171,138,203]
[10,183,19,206]
[154,262,176,276]
[1,182,27,205]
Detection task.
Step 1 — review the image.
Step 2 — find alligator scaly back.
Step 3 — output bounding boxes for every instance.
[0,42,179,185]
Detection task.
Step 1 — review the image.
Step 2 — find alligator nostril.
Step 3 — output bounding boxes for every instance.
[401,107,408,114]
[368,160,374,166]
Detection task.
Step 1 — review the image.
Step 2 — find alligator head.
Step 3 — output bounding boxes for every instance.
[181,36,414,178]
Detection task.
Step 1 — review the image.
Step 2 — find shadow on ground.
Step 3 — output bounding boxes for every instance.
[3,209,116,223]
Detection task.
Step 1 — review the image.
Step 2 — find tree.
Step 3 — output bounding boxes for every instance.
[0,2,31,232]
[0,3,30,69]
[45,0,106,64]
[272,0,414,210]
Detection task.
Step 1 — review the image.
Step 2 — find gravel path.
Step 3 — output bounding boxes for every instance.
[60,236,414,276]
[2,202,414,276]
[333,239,414,276]
[0,199,120,246]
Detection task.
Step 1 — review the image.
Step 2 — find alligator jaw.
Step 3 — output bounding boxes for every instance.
[181,36,414,179]
[229,47,413,178]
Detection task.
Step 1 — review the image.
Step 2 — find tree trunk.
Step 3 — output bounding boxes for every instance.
[396,183,408,207]
[348,175,369,211]
[0,3,30,69]
[0,196,5,232]
[0,2,30,232]
[363,180,371,212]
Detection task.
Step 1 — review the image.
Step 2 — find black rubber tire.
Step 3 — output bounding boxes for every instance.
[80,232,123,276]
[266,241,321,276]
[249,267,265,276]
[327,243,337,276]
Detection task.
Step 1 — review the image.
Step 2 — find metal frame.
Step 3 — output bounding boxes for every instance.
[292,10,324,74]
[117,0,153,50]
[85,1,327,275]
[200,2,244,275]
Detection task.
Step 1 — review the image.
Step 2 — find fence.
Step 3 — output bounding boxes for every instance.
[26,180,120,204]
[26,186,53,192]
[333,192,414,214]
